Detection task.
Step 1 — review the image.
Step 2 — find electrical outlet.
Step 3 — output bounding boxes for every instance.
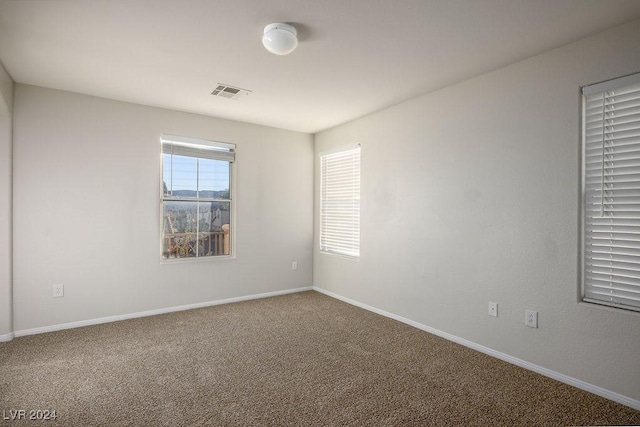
[525,309,538,328]
[488,302,498,317]
[291,261,297,270]
[53,283,64,298]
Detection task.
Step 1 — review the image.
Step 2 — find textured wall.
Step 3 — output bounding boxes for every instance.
[12,85,313,331]
[314,20,640,401]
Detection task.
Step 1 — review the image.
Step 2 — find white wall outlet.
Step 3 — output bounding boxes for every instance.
[291,261,297,270]
[525,309,538,328]
[53,283,64,298]
[488,302,498,317]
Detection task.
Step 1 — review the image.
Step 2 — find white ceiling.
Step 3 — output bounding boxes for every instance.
[1,0,640,133]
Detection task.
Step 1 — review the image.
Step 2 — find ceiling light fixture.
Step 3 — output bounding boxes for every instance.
[262,23,298,55]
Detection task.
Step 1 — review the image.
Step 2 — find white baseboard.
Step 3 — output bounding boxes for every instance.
[313,286,640,411]
[13,286,313,338]
[0,332,14,342]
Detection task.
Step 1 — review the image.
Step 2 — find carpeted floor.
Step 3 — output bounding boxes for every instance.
[1,291,638,426]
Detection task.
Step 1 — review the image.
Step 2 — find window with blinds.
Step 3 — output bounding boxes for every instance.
[320,146,361,258]
[582,72,640,312]
[161,135,235,260]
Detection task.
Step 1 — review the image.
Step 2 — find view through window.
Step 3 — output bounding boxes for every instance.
[161,135,235,260]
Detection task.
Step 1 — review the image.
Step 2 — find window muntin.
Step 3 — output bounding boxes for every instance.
[161,135,234,260]
[582,72,640,312]
[320,145,361,258]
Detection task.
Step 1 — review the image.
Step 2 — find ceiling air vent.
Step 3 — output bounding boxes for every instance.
[211,84,251,100]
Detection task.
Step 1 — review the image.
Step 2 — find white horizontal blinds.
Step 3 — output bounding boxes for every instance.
[320,146,361,257]
[583,72,640,311]
[161,135,235,162]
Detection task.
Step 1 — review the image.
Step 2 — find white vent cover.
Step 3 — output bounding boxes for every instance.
[211,84,251,100]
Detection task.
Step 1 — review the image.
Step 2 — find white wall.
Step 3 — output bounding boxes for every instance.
[314,20,640,402]
[0,62,13,340]
[12,85,313,331]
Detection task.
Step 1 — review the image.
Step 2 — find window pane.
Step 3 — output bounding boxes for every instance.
[162,153,172,196]
[197,202,231,256]
[162,201,198,259]
[170,155,197,197]
[161,136,235,260]
[198,158,230,199]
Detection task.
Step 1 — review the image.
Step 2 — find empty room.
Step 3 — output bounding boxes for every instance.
[1,0,640,425]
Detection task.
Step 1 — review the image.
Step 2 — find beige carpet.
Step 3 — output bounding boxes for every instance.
[1,291,638,426]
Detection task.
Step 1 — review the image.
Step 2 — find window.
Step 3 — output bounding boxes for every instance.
[320,145,361,258]
[161,135,234,260]
[582,72,640,311]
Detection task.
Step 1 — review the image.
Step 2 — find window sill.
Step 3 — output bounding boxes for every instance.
[578,300,640,316]
[319,250,360,261]
[160,255,236,265]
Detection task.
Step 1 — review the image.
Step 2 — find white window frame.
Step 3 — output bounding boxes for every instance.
[581,72,640,312]
[160,135,235,262]
[319,145,361,258]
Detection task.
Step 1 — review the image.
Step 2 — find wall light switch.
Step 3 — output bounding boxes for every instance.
[488,302,498,317]
[291,261,297,270]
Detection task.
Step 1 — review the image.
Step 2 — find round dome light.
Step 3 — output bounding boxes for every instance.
[262,23,298,55]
